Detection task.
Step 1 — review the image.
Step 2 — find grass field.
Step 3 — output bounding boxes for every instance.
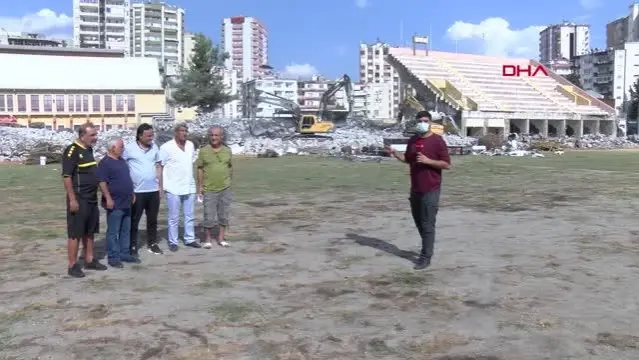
[2,152,639,359]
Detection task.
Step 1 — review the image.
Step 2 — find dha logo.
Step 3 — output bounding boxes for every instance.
[502,64,549,77]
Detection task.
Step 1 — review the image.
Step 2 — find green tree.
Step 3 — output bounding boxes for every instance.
[563,73,582,88]
[628,79,639,120]
[171,33,231,113]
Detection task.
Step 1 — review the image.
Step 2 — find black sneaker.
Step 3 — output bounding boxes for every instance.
[108,260,123,268]
[148,244,164,255]
[184,241,202,248]
[68,263,85,278]
[130,249,139,257]
[85,259,108,271]
[169,244,178,252]
[413,257,431,270]
[121,255,141,264]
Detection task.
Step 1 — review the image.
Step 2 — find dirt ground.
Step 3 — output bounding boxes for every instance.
[2,154,639,360]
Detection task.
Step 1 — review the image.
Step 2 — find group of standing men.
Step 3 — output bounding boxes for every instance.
[62,122,233,278]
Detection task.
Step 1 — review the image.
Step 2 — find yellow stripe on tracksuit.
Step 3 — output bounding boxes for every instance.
[78,161,96,168]
[67,146,75,158]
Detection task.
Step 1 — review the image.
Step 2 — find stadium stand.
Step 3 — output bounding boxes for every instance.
[387,48,618,138]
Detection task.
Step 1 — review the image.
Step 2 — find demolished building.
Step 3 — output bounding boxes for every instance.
[386,48,618,138]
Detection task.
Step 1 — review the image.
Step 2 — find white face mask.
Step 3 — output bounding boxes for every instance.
[415,122,430,134]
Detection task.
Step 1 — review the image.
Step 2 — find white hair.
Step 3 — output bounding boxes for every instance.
[107,137,122,149]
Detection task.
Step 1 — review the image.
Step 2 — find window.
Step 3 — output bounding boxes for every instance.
[116,95,125,111]
[82,95,89,112]
[0,95,4,111]
[75,95,82,112]
[92,95,101,112]
[55,95,65,112]
[6,95,13,111]
[68,95,75,112]
[104,95,112,111]
[127,95,135,111]
[30,95,39,112]
[17,95,26,112]
[43,95,53,112]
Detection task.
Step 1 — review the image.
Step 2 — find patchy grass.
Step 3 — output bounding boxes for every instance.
[210,301,262,323]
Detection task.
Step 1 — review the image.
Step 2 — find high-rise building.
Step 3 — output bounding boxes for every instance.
[607,4,639,50]
[73,0,131,54]
[220,16,268,117]
[183,32,196,68]
[359,41,400,120]
[130,1,184,73]
[221,16,268,82]
[539,22,590,65]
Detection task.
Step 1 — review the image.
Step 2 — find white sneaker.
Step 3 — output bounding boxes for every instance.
[202,242,213,249]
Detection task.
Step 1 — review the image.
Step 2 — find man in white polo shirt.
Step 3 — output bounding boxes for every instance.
[158,123,202,252]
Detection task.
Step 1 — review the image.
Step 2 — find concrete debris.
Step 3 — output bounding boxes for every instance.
[1,115,639,163]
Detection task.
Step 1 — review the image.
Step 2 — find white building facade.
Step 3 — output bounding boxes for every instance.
[607,4,639,50]
[73,0,131,54]
[359,41,400,119]
[221,16,268,119]
[130,2,184,72]
[221,69,240,118]
[575,42,639,111]
[241,78,298,118]
[183,32,196,68]
[539,22,590,66]
[351,82,393,120]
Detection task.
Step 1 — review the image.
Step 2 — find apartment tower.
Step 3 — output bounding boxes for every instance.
[73,0,131,54]
[221,16,268,82]
[359,41,400,120]
[539,22,590,63]
[130,1,185,73]
[607,3,639,50]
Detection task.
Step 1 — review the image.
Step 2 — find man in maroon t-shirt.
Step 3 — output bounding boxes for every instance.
[385,111,451,269]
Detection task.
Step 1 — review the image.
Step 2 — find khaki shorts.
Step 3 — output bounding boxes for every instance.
[202,188,233,228]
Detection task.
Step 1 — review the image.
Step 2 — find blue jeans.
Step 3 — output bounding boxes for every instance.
[106,208,131,262]
[166,192,196,246]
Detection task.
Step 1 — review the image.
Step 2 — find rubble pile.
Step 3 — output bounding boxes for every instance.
[1,115,638,163]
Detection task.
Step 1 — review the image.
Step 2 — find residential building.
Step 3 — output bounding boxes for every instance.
[73,0,131,54]
[539,22,590,68]
[221,69,240,118]
[130,1,185,71]
[0,44,124,57]
[0,52,166,130]
[359,41,400,119]
[0,32,66,47]
[183,31,196,67]
[574,42,639,112]
[221,16,268,117]
[297,75,351,121]
[607,4,639,49]
[351,82,393,120]
[241,77,298,119]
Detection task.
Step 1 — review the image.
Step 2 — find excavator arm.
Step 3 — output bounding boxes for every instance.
[317,74,354,121]
[254,90,302,120]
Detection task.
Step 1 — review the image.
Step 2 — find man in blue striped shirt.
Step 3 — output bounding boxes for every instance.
[122,123,164,256]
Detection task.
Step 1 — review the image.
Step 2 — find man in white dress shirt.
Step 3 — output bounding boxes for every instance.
[158,123,202,252]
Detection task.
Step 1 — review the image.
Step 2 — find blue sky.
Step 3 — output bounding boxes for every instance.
[0,0,628,79]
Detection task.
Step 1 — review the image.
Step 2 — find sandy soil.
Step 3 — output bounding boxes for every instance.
[1,193,639,360]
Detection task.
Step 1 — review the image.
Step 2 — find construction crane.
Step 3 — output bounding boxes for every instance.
[253,90,335,139]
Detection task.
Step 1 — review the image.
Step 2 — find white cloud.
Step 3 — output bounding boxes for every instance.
[446,17,544,58]
[0,9,72,34]
[282,63,318,79]
[579,0,602,10]
[355,0,370,9]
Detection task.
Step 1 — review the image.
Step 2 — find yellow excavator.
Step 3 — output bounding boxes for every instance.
[397,92,460,136]
[253,74,354,139]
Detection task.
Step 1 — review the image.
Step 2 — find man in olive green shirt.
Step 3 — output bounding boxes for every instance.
[196,126,233,248]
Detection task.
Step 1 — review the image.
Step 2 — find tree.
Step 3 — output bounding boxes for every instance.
[171,33,231,113]
[563,73,582,88]
[628,78,639,120]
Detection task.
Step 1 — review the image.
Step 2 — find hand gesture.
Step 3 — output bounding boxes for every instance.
[416,153,431,164]
[69,199,80,213]
[383,145,395,155]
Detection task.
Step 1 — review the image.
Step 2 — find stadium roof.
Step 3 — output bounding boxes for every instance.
[0,53,163,91]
